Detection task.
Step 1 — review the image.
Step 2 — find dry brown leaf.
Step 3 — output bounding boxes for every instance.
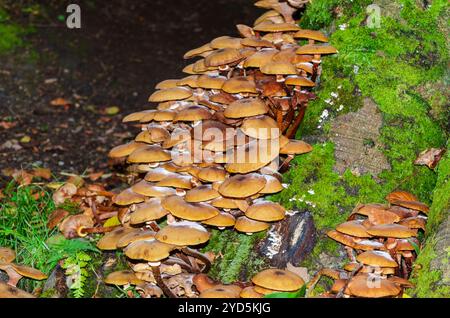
[50,97,70,106]
[12,170,34,186]
[52,182,78,205]
[414,148,445,169]
[32,167,52,180]
[286,262,310,283]
[89,171,104,181]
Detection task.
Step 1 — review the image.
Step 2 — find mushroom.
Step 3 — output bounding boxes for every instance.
[104,270,144,286]
[0,263,47,287]
[234,216,270,234]
[161,195,219,221]
[252,268,305,292]
[218,173,267,198]
[200,285,242,298]
[245,200,286,222]
[224,98,269,119]
[0,282,35,298]
[129,199,169,225]
[148,87,193,103]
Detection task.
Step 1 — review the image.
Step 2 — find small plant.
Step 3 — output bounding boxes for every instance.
[62,251,92,298]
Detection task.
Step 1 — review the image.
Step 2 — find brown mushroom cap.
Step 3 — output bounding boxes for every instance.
[200,285,241,298]
[224,98,269,119]
[202,212,236,228]
[222,76,257,94]
[284,76,315,87]
[253,22,300,32]
[347,274,401,298]
[197,166,227,182]
[162,195,219,221]
[148,87,193,102]
[127,145,172,164]
[204,48,244,67]
[155,79,179,90]
[241,37,274,48]
[185,185,221,203]
[296,44,338,55]
[225,140,280,174]
[294,29,329,42]
[252,269,305,292]
[260,175,284,194]
[336,220,371,238]
[1,263,47,280]
[131,181,177,197]
[144,167,177,182]
[234,216,270,233]
[210,36,243,50]
[174,105,213,122]
[97,227,139,250]
[124,239,176,262]
[113,188,146,206]
[0,282,35,298]
[122,110,155,123]
[0,247,16,263]
[386,190,418,203]
[239,286,264,298]
[261,61,297,75]
[245,201,285,222]
[104,270,144,286]
[196,74,227,90]
[389,200,429,214]
[116,229,156,248]
[243,49,278,68]
[367,224,417,238]
[135,126,171,144]
[155,174,193,189]
[109,141,148,159]
[356,251,398,268]
[151,110,177,122]
[210,196,240,209]
[155,221,210,246]
[130,198,169,225]
[241,115,280,140]
[184,43,213,59]
[218,173,266,198]
[177,75,200,88]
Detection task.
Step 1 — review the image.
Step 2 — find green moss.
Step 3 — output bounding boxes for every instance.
[409,152,450,297]
[0,9,26,53]
[288,1,449,293]
[203,230,266,283]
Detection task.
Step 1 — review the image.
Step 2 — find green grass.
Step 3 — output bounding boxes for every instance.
[0,181,98,292]
[0,8,25,53]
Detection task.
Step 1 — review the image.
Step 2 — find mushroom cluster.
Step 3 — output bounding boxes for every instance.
[308,190,428,298]
[102,0,332,297]
[193,268,305,298]
[0,247,47,298]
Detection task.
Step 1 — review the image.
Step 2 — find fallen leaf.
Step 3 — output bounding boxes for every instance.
[105,106,120,115]
[0,121,18,129]
[52,182,78,205]
[0,139,22,151]
[286,262,310,283]
[46,182,65,190]
[20,135,31,143]
[32,167,52,180]
[103,216,121,227]
[89,171,104,181]
[50,97,70,106]
[12,170,34,186]
[414,148,446,169]
[66,175,84,188]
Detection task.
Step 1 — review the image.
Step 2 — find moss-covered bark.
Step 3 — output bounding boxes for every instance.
[205,1,449,292]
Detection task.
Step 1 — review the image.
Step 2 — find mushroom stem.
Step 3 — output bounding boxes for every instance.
[164,258,193,272]
[88,198,102,225]
[278,155,294,173]
[79,226,117,235]
[336,263,362,298]
[286,102,307,139]
[181,247,212,273]
[3,267,23,287]
[151,266,177,298]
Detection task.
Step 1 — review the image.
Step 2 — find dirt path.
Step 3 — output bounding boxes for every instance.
[0,0,262,180]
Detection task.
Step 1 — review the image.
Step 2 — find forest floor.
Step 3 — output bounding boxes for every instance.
[0,0,261,185]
